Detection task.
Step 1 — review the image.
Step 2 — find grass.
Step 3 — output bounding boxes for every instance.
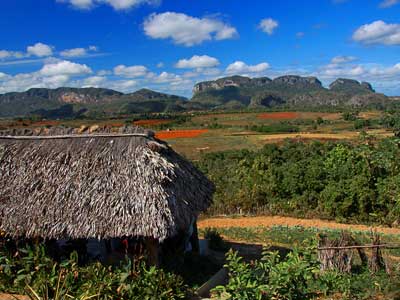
[0,110,393,159]
[199,225,400,259]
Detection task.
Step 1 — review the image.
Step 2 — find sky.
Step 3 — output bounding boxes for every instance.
[0,0,399,97]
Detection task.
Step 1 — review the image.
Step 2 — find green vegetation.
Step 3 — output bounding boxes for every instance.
[203,228,228,251]
[198,137,400,225]
[199,226,400,258]
[249,123,300,133]
[0,245,189,299]
[212,246,400,300]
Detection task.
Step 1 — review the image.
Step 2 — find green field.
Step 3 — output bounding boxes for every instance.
[2,110,392,159]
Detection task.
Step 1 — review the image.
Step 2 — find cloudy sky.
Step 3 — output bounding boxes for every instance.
[0,0,399,96]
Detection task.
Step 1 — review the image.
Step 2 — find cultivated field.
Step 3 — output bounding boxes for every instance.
[1,110,394,159]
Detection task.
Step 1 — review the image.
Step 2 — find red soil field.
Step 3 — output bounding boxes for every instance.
[133,119,171,126]
[32,120,60,126]
[155,129,208,139]
[257,112,299,120]
[108,123,124,128]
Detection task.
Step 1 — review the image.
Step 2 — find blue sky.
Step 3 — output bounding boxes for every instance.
[0,0,399,96]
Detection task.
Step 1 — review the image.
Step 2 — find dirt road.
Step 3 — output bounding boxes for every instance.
[198,216,400,235]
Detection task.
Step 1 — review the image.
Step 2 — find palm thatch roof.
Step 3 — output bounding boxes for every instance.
[0,126,214,241]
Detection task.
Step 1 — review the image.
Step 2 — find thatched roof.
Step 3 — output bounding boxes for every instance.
[0,126,214,241]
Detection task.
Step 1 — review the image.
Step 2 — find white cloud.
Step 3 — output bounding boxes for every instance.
[152,71,181,83]
[331,56,357,64]
[353,20,400,45]
[0,72,74,94]
[175,55,220,69]
[40,60,92,76]
[143,12,238,46]
[259,18,279,35]
[42,75,71,87]
[296,32,305,38]
[316,60,400,88]
[109,80,137,91]
[27,43,53,57]
[83,76,107,86]
[183,67,221,78]
[57,0,159,10]
[323,65,365,77]
[114,64,148,78]
[60,46,98,57]
[97,69,111,76]
[226,61,270,74]
[379,0,399,8]
[60,48,87,58]
[0,72,8,80]
[0,50,25,60]
[156,62,164,68]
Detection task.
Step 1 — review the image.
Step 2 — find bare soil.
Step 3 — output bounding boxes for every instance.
[0,294,28,300]
[198,216,400,235]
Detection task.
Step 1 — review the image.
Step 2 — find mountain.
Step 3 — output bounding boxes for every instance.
[191,75,389,109]
[0,87,187,118]
[0,75,394,118]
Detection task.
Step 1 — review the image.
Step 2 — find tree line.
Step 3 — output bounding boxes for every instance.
[198,137,400,225]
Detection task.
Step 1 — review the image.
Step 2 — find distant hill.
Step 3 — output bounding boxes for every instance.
[0,87,187,118]
[191,75,389,110]
[0,75,394,118]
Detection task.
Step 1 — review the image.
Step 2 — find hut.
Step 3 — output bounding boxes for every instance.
[0,126,214,265]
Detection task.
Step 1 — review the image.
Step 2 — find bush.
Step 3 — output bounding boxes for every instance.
[250,123,300,133]
[212,245,400,300]
[203,228,227,251]
[354,119,371,129]
[0,244,189,299]
[212,247,320,300]
[342,111,359,121]
[197,138,400,224]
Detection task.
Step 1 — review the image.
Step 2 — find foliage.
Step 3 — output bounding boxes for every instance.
[212,245,400,300]
[342,111,359,121]
[354,118,371,129]
[198,138,400,224]
[0,244,189,299]
[203,228,228,251]
[212,246,319,300]
[250,123,300,133]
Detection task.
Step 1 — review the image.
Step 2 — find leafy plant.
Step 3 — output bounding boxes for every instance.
[0,244,189,300]
[203,228,228,251]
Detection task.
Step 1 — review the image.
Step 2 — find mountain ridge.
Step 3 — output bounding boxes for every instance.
[0,75,394,118]
[191,75,387,109]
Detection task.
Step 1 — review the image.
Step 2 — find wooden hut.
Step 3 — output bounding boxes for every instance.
[0,126,214,264]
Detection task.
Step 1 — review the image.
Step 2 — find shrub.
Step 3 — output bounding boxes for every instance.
[198,138,400,224]
[0,244,189,299]
[203,228,228,251]
[212,245,400,300]
[212,247,320,300]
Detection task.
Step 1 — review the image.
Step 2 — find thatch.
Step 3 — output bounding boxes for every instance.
[0,126,214,241]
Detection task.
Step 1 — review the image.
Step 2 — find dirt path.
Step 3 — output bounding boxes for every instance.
[198,216,400,235]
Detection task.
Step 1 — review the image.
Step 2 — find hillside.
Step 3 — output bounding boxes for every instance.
[0,87,188,118]
[0,75,394,118]
[191,75,390,109]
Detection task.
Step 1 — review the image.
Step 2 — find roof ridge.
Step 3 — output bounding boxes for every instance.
[0,132,154,140]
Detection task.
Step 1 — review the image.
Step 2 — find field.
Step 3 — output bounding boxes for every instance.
[152,110,392,159]
[0,110,394,160]
[1,109,400,299]
[198,216,400,258]
[197,220,400,300]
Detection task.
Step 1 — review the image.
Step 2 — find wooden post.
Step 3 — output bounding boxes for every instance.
[144,237,159,266]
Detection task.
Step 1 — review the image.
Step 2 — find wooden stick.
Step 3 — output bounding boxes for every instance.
[0,133,152,140]
[318,244,400,250]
